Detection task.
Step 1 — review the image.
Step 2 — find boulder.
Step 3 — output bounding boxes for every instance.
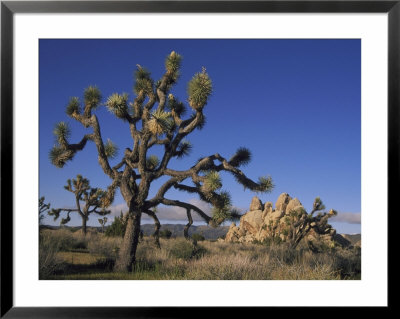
[225,222,241,242]
[262,202,273,219]
[225,193,350,249]
[275,193,292,214]
[239,210,263,234]
[249,196,263,211]
[285,198,303,214]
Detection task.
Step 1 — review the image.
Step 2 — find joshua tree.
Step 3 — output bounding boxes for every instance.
[48,175,112,235]
[98,216,108,233]
[282,197,338,249]
[39,196,50,225]
[49,51,273,272]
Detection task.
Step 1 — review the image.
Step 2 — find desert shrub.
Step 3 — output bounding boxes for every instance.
[191,233,205,242]
[330,248,361,279]
[261,236,283,246]
[87,234,122,259]
[105,212,126,237]
[160,229,172,239]
[168,239,207,260]
[169,239,193,259]
[39,232,65,279]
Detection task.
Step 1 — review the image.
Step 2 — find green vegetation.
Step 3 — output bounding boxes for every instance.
[105,212,127,237]
[40,228,361,280]
[159,229,172,239]
[191,233,205,242]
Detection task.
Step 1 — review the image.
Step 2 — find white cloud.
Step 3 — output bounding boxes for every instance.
[108,203,128,217]
[330,212,361,224]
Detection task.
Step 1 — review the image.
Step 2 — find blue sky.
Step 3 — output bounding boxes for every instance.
[39,39,361,233]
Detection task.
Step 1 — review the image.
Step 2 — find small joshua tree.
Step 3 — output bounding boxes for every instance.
[39,196,50,225]
[282,197,337,249]
[48,175,112,235]
[49,51,273,272]
[98,216,108,233]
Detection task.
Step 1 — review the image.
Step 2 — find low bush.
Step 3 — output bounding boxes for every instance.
[191,233,205,242]
[160,229,172,239]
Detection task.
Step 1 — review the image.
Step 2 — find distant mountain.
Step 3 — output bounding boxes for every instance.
[41,223,360,244]
[141,223,229,240]
[340,234,361,246]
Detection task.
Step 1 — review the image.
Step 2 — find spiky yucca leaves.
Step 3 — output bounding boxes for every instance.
[104,139,119,159]
[328,209,338,216]
[49,146,74,168]
[148,109,174,136]
[167,94,187,118]
[66,97,81,116]
[134,66,153,95]
[202,171,222,194]
[84,86,101,109]
[48,208,61,221]
[312,197,326,213]
[60,212,71,225]
[146,155,160,170]
[211,191,233,225]
[39,197,50,224]
[228,208,243,222]
[229,147,251,167]
[257,176,274,193]
[72,174,90,192]
[53,122,71,145]
[175,140,192,159]
[187,67,212,110]
[165,51,182,83]
[106,93,129,119]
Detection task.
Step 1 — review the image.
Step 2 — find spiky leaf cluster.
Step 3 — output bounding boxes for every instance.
[146,155,160,170]
[229,147,251,167]
[211,191,233,225]
[175,140,192,159]
[106,93,129,119]
[53,122,71,145]
[165,51,182,73]
[104,139,119,159]
[167,94,187,117]
[60,212,71,225]
[66,97,81,116]
[49,146,73,168]
[328,209,338,216]
[187,68,212,110]
[134,66,153,95]
[72,174,90,191]
[313,197,326,212]
[165,51,182,84]
[227,208,243,222]
[48,208,61,221]
[84,86,101,109]
[257,176,274,193]
[148,109,174,136]
[202,171,222,193]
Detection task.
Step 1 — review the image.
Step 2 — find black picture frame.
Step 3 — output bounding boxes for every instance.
[1,0,395,317]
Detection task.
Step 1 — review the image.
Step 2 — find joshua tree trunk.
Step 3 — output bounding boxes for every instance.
[114,209,142,272]
[81,216,87,235]
[183,209,193,240]
[145,209,161,248]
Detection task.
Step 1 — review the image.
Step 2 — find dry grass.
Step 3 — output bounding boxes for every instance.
[40,229,360,280]
[57,251,106,265]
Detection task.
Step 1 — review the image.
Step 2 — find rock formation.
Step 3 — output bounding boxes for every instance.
[225,193,351,249]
